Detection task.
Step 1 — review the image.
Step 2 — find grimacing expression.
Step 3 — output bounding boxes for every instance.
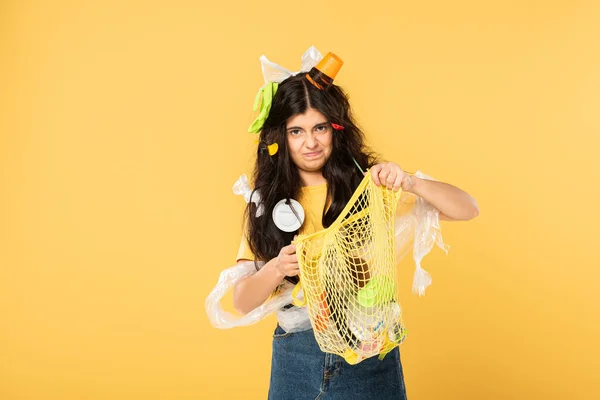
[285,108,333,175]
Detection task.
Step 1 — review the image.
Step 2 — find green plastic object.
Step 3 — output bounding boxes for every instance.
[248,82,279,134]
[357,276,395,307]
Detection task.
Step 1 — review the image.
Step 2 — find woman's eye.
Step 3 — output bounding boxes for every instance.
[290,129,302,136]
[316,125,326,132]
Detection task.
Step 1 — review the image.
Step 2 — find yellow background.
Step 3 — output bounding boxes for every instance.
[1,1,599,399]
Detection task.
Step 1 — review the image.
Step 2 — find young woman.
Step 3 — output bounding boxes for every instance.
[232,49,479,400]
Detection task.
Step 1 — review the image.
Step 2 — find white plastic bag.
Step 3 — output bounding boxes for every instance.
[205,261,311,331]
[394,171,450,296]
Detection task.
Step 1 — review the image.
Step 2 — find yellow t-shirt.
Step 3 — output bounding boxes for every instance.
[236,182,330,262]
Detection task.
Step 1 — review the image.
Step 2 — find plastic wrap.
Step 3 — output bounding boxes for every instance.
[258,45,322,85]
[204,261,310,331]
[395,171,450,296]
[275,304,312,333]
[232,174,264,217]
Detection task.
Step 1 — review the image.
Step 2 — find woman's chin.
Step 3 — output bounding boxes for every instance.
[302,160,326,171]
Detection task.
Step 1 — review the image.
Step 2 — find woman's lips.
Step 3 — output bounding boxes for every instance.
[304,151,322,158]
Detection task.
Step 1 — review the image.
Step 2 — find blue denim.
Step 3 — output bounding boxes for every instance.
[268,324,408,400]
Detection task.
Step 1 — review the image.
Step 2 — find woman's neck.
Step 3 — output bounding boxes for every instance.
[299,170,327,187]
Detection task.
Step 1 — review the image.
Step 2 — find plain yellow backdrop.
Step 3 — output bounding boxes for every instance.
[1,1,599,399]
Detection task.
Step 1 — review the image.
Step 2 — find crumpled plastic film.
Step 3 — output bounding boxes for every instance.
[275,304,312,333]
[394,171,450,296]
[259,45,322,85]
[232,174,264,217]
[205,261,307,329]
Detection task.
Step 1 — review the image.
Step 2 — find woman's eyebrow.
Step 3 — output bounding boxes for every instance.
[286,122,329,131]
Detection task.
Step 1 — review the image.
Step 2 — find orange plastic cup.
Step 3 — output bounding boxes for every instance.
[315,52,343,80]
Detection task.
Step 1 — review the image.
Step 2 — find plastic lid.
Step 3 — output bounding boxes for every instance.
[272,199,305,232]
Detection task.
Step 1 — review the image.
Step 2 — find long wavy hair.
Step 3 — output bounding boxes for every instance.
[244,70,380,285]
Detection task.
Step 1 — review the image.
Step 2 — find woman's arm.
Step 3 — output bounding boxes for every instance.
[232,242,299,314]
[233,257,285,315]
[370,162,479,222]
[408,177,479,221]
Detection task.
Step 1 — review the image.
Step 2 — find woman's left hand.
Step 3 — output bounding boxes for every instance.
[370,162,416,192]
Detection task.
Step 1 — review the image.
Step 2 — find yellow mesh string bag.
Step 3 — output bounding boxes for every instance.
[291,172,407,365]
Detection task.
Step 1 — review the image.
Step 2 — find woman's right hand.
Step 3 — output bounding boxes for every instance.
[275,242,299,278]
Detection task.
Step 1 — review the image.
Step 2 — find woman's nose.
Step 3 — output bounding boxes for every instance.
[305,133,317,148]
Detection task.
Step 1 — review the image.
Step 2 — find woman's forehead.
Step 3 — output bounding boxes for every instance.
[286,108,328,128]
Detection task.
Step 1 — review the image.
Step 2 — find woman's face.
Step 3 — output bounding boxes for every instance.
[285,108,333,177]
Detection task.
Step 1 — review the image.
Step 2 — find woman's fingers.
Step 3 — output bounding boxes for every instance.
[282,253,297,263]
[372,163,398,187]
[282,261,299,277]
[278,236,303,277]
[277,244,300,277]
[386,171,397,189]
[281,244,296,255]
[392,174,403,191]
[380,166,394,188]
[370,164,382,186]
[370,162,406,190]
